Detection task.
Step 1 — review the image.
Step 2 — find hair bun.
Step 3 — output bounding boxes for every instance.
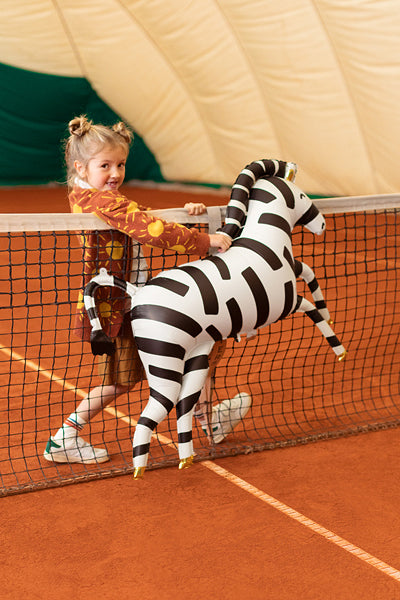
[112,121,133,144]
[68,115,92,137]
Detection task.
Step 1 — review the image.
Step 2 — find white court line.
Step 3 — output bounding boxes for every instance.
[0,343,176,449]
[202,461,400,583]
[2,343,400,583]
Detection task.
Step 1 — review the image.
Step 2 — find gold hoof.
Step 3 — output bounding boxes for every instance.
[133,467,145,479]
[338,350,347,362]
[178,455,194,470]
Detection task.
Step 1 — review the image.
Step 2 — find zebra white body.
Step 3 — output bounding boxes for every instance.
[84,160,346,477]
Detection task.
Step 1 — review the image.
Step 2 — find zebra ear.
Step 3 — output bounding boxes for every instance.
[90,330,116,356]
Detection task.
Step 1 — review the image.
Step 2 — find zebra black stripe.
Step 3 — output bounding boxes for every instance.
[85,281,99,297]
[225,204,246,224]
[130,305,202,337]
[179,265,219,314]
[149,388,175,413]
[294,259,303,277]
[203,255,231,280]
[235,171,255,189]
[149,365,182,384]
[176,392,201,418]
[267,176,295,209]
[135,337,185,360]
[178,431,193,444]
[326,334,341,349]
[133,443,151,458]
[232,238,283,270]
[303,308,325,324]
[220,223,241,238]
[278,281,295,320]
[245,162,266,179]
[227,297,243,338]
[284,246,296,274]
[247,159,282,179]
[184,355,209,374]
[295,202,319,226]
[230,186,249,204]
[250,187,276,204]
[258,213,291,237]
[137,416,158,431]
[206,324,223,341]
[241,266,270,328]
[315,299,327,310]
[115,277,127,292]
[86,306,98,322]
[145,276,189,296]
[262,159,286,178]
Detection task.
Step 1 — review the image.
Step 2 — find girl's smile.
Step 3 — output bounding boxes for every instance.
[75,145,128,191]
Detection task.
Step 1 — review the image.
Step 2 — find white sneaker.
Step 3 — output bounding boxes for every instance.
[204,392,252,444]
[43,435,110,464]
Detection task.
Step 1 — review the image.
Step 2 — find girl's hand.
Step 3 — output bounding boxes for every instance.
[184,202,207,215]
[209,233,232,253]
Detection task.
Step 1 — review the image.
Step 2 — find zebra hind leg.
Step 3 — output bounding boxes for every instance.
[132,383,181,479]
[176,387,199,470]
[295,295,346,361]
[176,345,213,470]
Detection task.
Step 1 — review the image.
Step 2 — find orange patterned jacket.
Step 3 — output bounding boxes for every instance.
[70,186,210,341]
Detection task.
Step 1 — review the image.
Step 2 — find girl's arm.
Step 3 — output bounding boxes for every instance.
[184,202,232,252]
[82,190,210,256]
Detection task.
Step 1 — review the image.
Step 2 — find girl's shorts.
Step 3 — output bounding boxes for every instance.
[97,317,144,389]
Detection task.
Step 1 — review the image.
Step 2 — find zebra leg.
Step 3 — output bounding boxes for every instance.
[295,295,346,360]
[175,343,213,470]
[295,260,331,322]
[132,370,183,479]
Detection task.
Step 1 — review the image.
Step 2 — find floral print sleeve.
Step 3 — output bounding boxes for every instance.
[70,188,210,255]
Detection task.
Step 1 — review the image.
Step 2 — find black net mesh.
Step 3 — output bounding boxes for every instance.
[1,206,399,496]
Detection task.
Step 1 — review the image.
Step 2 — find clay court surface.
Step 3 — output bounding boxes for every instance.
[1,186,400,599]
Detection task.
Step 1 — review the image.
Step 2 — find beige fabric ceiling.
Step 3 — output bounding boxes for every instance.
[2,0,400,196]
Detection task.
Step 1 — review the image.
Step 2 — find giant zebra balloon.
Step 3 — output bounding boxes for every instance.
[84,159,346,478]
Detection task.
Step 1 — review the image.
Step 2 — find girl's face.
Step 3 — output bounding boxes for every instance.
[75,145,128,191]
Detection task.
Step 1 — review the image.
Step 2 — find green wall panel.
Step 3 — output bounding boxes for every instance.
[0,62,165,186]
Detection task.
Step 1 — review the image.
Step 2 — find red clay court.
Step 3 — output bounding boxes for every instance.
[1,185,400,599]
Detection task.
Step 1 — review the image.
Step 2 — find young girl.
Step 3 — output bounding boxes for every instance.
[43,115,249,464]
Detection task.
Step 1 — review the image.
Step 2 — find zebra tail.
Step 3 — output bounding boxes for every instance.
[84,268,128,356]
[90,329,116,356]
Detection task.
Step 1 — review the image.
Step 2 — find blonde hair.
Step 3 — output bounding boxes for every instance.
[64,115,133,187]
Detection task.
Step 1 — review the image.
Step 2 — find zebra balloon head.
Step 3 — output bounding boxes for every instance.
[293,191,325,236]
[220,159,326,241]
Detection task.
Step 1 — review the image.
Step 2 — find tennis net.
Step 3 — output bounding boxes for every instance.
[1,196,400,496]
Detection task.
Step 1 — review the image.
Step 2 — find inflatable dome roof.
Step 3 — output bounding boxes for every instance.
[1,0,399,195]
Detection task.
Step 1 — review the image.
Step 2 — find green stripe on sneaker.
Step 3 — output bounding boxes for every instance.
[45,438,61,452]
